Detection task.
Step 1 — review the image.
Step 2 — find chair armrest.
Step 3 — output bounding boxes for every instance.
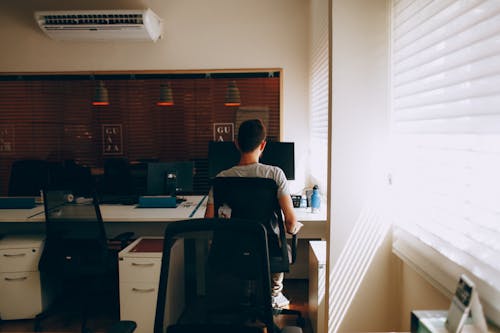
[291,234,298,264]
[107,320,137,333]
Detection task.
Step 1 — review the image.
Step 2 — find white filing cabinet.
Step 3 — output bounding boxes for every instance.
[309,240,326,333]
[119,237,163,333]
[0,234,48,320]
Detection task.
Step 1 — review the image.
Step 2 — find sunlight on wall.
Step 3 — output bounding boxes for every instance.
[328,206,390,333]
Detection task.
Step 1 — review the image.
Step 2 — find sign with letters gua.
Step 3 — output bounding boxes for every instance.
[213,123,234,142]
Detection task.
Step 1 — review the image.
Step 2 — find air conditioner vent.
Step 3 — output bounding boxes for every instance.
[41,14,145,26]
[34,9,163,41]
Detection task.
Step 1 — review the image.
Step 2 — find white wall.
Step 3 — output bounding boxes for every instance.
[0,0,310,192]
[328,0,394,331]
[327,1,456,332]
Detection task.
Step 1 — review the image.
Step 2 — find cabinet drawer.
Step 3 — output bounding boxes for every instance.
[119,282,158,333]
[0,247,42,273]
[0,271,43,319]
[119,257,161,283]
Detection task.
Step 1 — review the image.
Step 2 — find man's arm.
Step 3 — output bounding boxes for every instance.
[278,194,301,234]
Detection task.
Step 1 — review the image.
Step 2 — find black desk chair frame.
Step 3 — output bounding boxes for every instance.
[36,189,133,333]
[211,177,303,325]
[153,218,302,333]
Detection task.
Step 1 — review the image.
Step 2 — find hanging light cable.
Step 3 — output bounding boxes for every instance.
[224,80,241,107]
[157,82,174,106]
[92,80,109,106]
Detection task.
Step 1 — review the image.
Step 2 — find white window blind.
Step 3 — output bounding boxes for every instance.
[309,0,329,189]
[390,0,500,325]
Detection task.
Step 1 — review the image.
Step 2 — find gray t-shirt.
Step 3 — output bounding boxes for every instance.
[207,162,290,204]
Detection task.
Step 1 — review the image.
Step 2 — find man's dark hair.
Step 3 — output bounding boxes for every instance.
[237,119,266,153]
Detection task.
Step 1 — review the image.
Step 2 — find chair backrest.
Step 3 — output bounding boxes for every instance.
[154,218,276,333]
[39,189,109,276]
[47,161,94,197]
[8,159,49,196]
[212,177,290,273]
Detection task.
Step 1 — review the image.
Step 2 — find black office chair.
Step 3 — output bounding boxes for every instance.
[36,189,134,333]
[47,160,95,197]
[211,177,303,326]
[152,218,302,333]
[8,159,49,196]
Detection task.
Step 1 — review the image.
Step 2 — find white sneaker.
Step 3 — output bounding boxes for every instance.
[272,292,290,308]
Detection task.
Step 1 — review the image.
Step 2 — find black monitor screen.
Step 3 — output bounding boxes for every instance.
[261,142,295,180]
[208,141,240,179]
[208,141,295,180]
[147,161,194,195]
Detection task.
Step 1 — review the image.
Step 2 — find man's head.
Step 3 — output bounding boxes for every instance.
[237,119,266,153]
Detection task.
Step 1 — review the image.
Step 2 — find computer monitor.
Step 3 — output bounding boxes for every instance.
[208,141,240,179]
[260,141,295,180]
[147,161,194,195]
[208,141,295,180]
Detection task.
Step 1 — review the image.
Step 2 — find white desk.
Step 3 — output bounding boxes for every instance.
[309,240,326,333]
[0,196,207,237]
[293,207,327,240]
[0,195,326,239]
[99,195,207,222]
[0,196,207,223]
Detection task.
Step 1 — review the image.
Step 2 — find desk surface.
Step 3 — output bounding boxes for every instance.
[0,196,208,223]
[0,195,326,239]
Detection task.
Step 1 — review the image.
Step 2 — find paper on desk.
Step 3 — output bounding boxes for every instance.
[289,221,304,235]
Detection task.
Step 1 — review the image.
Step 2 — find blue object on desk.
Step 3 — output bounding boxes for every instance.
[311,185,321,213]
[138,196,177,208]
[0,197,36,209]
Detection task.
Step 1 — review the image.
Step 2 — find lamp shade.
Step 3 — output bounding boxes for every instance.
[224,80,241,107]
[157,83,174,106]
[92,81,109,106]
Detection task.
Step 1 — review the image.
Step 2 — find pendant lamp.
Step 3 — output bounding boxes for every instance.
[157,83,174,106]
[92,81,109,106]
[224,80,241,107]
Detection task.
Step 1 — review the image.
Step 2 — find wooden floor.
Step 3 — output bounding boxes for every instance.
[0,279,312,333]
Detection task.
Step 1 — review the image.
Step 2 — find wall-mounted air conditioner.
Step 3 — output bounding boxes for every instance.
[34,9,163,42]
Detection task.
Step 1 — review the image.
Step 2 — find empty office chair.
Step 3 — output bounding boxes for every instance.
[36,189,134,333]
[212,177,304,326]
[151,218,302,333]
[8,159,49,196]
[47,160,95,197]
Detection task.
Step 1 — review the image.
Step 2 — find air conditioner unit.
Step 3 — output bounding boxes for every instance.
[34,9,163,42]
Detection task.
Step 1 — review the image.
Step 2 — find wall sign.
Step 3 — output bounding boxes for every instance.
[0,126,14,153]
[102,124,123,155]
[213,123,234,142]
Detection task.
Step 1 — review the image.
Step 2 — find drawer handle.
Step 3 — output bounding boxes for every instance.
[3,253,27,257]
[5,276,28,281]
[132,288,155,293]
[131,262,155,267]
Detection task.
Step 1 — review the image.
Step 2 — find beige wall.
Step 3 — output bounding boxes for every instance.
[327,1,452,332]
[0,0,310,192]
[328,0,393,330]
[397,259,450,330]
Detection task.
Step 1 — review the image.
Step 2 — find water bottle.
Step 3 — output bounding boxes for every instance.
[300,195,307,208]
[311,185,320,213]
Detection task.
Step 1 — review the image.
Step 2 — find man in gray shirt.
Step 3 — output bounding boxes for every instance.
[205,118,301,308]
